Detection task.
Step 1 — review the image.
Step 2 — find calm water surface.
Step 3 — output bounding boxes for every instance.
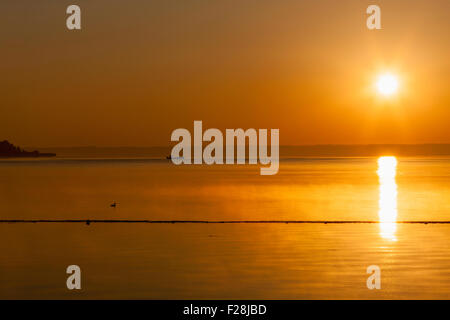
[1,157,450,298]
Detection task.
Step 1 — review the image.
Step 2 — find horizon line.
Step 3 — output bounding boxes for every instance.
[28,143,450,149]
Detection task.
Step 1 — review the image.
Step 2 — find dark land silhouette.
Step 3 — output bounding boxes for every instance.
[0,140,56,158]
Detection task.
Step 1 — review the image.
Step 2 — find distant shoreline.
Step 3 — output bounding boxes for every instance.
[0,153,56,158]
[0,140,56,158]
[29,144,450,158]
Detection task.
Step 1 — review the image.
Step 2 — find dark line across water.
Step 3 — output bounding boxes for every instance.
[0,220,449,224]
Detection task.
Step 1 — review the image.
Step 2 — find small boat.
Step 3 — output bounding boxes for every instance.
[167,155,184,160]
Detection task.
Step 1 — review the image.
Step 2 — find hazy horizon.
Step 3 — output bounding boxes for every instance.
[20,143,450,158]
[27,143,450,148]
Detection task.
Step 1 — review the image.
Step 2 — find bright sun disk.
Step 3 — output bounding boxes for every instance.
[376,73,399,96]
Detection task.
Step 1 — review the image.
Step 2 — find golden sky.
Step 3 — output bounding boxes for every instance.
[0,0,449,147]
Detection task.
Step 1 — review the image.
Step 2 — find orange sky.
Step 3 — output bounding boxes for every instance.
[0,0,449,147]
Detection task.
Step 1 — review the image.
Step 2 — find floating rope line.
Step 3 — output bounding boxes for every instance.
[0,220,449,225]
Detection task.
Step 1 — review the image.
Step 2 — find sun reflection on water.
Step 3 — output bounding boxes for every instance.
[377,156,398,241]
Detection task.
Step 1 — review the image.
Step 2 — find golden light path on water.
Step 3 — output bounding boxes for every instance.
[377,156,398,241]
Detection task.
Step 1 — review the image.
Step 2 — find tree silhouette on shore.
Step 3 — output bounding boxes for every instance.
[0,140,55,157]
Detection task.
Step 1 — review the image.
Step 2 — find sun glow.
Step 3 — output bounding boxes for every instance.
[377,156,398,241]
[376,73,399,96]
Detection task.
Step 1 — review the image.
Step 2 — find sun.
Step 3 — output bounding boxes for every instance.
[376,73,399,96]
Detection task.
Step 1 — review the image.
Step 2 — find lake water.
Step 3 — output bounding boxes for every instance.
[1,157,450,299]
